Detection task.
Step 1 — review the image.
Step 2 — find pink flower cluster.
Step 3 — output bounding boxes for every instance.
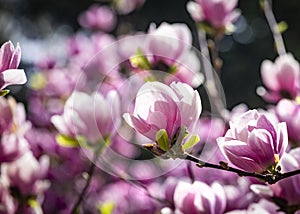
[1,1,300,214]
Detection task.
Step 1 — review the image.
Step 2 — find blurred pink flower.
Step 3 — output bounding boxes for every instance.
[276,99,300,142]
[259,54,300,102]
[0,97,13,134]
[51,90,121,143]
[218,110,288,173]
[0,97,30,163]
[78,5,116,32]
[0,176,16,214]
[147,22,192,64]
[270,148,300,205]
[123,81,201,151]
[3,151,49,196]
[173,181,226,214]
[251,148,300,207]
[0,41,27,89]
[114,0,145,15]
[187,0,240,29]
[127,23,203,88]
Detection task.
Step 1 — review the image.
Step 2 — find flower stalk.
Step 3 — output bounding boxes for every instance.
[263,0,286,55]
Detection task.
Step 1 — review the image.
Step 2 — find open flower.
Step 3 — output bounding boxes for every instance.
[258,54,300,102]
[0,41,27,90]
[217,110,288,173]
[173,181,226,214]
[129,23,203,88]
[51,90,121,144]
[78,5,116,32]
[251,148,300,207]
[123,81,201,158]
[187,0,240,31]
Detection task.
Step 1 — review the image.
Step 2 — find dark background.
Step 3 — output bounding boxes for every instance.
[0,0,299,109]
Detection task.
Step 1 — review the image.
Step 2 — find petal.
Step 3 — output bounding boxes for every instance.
[10,43,21,69]
[248,129,275,168]
[187,1,204,22]
[261,59,279,91]
[218,139,263,172]
[0,69,27,89]
[170,82,202,129]
[174,181,197,213]
[134,81,179,119]
[0,41,14,71]
[276,122,288,157]
[256,115,277,144]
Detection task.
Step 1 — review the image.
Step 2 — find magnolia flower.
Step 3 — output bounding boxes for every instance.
[217,110,288,173]
[78,5,116,32]
[0,41,27,90]
[173,181,226,214]
[123,81,201,158]
[258,54,300,102]
[252,148,300,207]
[2,151,49,196]
[129,23,203,88]
[187,0,240,30]
[276,99,300,142]
[0,97,30,163]
[226,199,283,214]
[51,90,121,144]
[0,97,13,134]
[147,22,192,63]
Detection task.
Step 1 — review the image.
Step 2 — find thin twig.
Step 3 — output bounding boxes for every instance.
[71,161,96,214]
[198,29,226,119]
[263,0,286,55]
[184,153,300,184]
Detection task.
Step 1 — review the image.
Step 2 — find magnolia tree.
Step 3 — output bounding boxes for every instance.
[1,0,300,213]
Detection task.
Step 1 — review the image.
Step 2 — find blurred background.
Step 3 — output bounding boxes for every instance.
[0,0,299,109]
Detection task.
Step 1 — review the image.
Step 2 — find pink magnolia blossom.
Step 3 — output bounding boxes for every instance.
[276,99,300,142]
[123,81,201,154]
[187,0,240,29]
[147,22,192,64]
[0,176,16,214]
[0,41,27,89]
[217,110,288,173]
[173,181,226,214]
[99,181,158,214]
[0,97,13,134]
[0,97,30,163]
[51,90,121,143]
[251,148,300,208]
[127,23,203,88]
[2,151,49,196]
[270,148,300,205]
[258,54,300,102]
[226,199,283,214]
[78,5,116,32]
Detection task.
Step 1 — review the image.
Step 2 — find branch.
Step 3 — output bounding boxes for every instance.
[184,153,300,184]
[71,160,96,214]
[263,0,286,55]
[198,29,226,119]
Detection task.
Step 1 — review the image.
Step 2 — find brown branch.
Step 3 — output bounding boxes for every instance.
[185,153,300,185]
[71,161,96,214]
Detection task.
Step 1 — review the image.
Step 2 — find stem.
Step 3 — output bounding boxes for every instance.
[263,0,286,55]
[184,153,300,184]
[207,38,222,77]
[198,29,226,119]
[71,161,96,214]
